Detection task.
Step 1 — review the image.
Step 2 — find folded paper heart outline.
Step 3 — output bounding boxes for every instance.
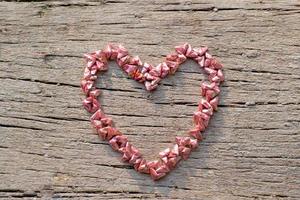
[81,43,224,180]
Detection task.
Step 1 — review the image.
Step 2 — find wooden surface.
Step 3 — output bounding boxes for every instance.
[1,0,300,199]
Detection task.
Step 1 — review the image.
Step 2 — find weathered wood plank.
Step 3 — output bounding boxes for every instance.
[0,0,299,199]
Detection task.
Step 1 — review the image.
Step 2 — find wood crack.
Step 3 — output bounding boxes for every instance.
[153,7,299,12]
[0,77,79,88]
[0,124,49,131]
[2,115,60,125]
[33,115,88,122]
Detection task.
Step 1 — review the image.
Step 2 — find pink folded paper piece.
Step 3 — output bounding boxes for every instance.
[81,43,224,180]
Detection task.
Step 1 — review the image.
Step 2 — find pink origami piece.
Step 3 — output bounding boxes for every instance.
[81,43,224,180]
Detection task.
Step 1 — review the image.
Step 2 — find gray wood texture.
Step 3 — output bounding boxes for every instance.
[0,0,299,199]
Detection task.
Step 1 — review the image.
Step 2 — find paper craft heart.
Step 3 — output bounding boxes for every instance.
[81,43,224,180]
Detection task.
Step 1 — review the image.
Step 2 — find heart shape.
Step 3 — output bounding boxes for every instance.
[81,43,224,180]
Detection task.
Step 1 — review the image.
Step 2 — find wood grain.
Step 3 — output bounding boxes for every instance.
[0,0,299,199]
